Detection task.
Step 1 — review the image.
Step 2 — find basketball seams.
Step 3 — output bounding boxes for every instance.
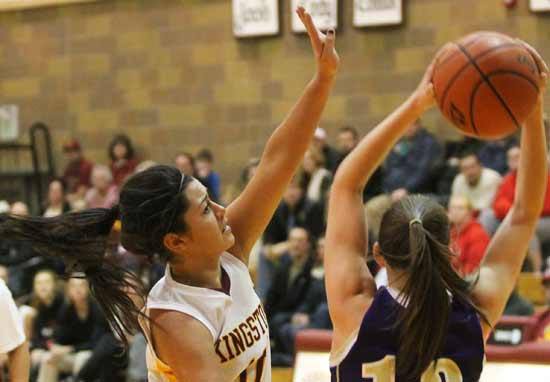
[437,42,520,110]
[456,42,522,131]
[485,70,540,92]
[469,79,485,136]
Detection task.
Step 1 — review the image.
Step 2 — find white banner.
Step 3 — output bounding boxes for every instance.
[233,0,280,38]
[291,0,338,33]
[530,0,550,11]
[354,0,402,27]
[0,105,19,142]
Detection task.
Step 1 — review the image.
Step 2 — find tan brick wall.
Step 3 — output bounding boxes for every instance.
[1,0,549,189]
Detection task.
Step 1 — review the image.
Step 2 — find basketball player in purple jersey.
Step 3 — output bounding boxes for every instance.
[325,46,548,381]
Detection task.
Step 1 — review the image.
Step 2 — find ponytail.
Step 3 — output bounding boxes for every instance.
[379,195,488,381]
[0,205,145,346]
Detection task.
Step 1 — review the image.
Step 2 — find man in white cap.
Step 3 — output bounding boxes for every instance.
[312,127,339,173]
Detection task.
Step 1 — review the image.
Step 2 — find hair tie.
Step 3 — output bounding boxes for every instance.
[178,173,186,193]
[409,218,423,227]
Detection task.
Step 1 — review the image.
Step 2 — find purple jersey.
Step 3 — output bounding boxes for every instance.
[330,287,484,382]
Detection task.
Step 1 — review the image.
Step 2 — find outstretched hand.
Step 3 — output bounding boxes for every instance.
[297,6,339,81]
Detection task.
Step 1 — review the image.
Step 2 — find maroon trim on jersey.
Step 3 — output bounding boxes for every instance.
[212,267,231,296]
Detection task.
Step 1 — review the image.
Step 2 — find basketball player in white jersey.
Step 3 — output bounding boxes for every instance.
[0,6,338,382]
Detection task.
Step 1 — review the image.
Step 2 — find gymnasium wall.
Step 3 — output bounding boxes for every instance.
[1,0,549,184]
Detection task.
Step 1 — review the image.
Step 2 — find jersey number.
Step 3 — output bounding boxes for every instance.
[362,355,463,382]
[238,348,267,382]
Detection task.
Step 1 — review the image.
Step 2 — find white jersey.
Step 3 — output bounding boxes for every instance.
[139,253,271,382]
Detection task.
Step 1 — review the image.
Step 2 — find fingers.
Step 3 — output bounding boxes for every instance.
[321,29,336,59]
[517,39,549,75]
[296,7,322,55]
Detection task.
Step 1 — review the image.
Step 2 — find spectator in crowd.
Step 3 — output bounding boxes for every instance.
[448,195,490,276]
[21,270,64,378]
[451,151,502,212]
[383,120,443,198]
[311,127,339,173]
[301,148,332,204]
[0,201,52,297]
[0,274,30,381]
[174,152,196,177]
[223,157,259,205]
[265,227,315,366]
[263,177,325,246]
[477,137,517,175]
[195,148,221,202]
[43,178,71,218]
[0,200,9,214]
[487,144,550,271]
[336,126,384,201]
[62,139,93,205]
[108,134,138,187]
[502,286,535,316]
[274,236,330,363]
[85,165,118,209]
[36,278,108,382]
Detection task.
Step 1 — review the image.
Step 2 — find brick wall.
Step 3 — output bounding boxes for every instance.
[1,0,549,188]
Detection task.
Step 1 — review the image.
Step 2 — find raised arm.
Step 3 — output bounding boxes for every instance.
[325,60,438,338]
[472,46,548,340]
[226,7,339,264]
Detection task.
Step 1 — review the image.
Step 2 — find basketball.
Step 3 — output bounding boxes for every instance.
[432,31,542,139]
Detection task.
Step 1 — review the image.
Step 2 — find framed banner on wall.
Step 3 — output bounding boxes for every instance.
[0,105,19,141]
[530,0,550,12]
[233,0,280,38]
[291,0,338,33]
[353,0,402,27]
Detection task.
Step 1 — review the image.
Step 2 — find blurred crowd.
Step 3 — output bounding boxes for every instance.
[2,120,550,379]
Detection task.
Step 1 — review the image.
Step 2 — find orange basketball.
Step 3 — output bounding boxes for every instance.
[432,31,542,140]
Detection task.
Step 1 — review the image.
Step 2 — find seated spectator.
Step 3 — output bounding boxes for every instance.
[195,148,221,202]
[174,152,196,177]
[274,236,330,363]
[301,148,332,204]
[265,227,315,366]
[477,136,517,175]
[62,138,93,208]
[0,276,29,381]
[36,278,109,382]
[0,201,58,297]
[336,126,383,200]
[257,178,326,298]
[20,270,64,377]
[486,144,550,271]
[503,287,534,316]
[311,127,339,173]
[448,195,490,276]
[43,178,71,217]
[383,120,442,197]
[451,151,502,212]
[109,134,138,187]
[85,165,119,209]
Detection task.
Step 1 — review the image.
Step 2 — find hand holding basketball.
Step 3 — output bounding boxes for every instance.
[296,6,339,80]
[411,44,451,113]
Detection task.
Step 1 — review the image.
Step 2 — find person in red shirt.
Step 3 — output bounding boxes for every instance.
[491,145,550,272]
[108,134,138,187]
[62,139,94,204]
[449,195,490,276]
